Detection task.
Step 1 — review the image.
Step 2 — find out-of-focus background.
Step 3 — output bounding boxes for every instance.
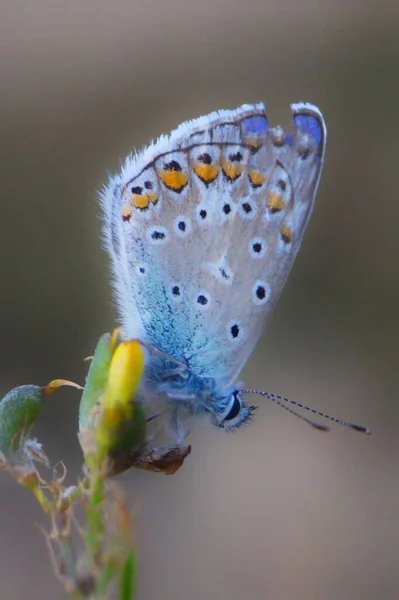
[1,1,398,599]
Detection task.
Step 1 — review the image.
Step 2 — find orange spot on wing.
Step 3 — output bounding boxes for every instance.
[281,225,292,243]
[193,162,219,184]
[147,193,159,205]
[221,160,244,182]
[122,204,133,221]
[132,194,149,209]
[248,170,266,188]
[267,191,286,213]
[246,137,263,151]
[159,170,189,191]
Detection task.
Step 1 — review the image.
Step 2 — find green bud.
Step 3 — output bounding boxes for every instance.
[78,333,113,432]
[0,385,44,454]
[0,380,80,455]
[78,332,148,475]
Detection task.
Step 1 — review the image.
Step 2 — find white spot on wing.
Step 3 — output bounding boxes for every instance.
[195,203,212,226]
[239,197,257,220]
[146,225,169,245]
[170,282,183,302]
[252,280,271,306]
[173,215,192,238]
[203,254,234,285]
[227,321,245,343]
[195,290,211,311]
[249,237,267,259]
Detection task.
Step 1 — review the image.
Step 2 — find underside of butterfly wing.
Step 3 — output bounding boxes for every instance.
[100,102,326,389]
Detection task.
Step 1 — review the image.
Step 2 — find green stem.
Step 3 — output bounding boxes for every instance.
[85,472,106,563]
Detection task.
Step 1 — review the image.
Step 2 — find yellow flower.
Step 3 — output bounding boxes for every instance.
[96,340,146,459]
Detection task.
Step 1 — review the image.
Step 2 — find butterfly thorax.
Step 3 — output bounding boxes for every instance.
[141,351,253,430]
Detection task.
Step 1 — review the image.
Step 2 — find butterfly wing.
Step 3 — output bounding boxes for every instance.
[100,102,326,389]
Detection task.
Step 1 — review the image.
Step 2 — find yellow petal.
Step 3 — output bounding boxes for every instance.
[104,340,145,411]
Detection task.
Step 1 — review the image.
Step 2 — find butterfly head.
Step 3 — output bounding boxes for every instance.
[143,353,256,432]
[212,388,257,431]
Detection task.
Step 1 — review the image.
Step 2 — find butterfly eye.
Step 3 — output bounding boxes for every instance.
[224,392,242,421]
[214,391,256,431]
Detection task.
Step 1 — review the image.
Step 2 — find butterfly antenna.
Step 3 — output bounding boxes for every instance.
[241,389,371,435]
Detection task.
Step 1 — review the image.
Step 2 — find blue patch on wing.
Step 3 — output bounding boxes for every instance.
[293,113,323,146]
[285,133,293,147]
[241,114,269,134]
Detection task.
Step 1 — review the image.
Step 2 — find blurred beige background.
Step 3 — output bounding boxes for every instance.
[1,1,398,599]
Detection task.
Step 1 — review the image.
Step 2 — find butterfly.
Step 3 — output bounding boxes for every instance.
[100,102,370,441]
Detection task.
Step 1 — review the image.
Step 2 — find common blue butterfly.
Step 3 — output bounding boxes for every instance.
[100,102,370,441]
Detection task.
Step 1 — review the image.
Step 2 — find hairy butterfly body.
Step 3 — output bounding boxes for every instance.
[100,102,340,437]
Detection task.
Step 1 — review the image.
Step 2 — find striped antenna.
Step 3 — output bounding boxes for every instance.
[241,389,371,435]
